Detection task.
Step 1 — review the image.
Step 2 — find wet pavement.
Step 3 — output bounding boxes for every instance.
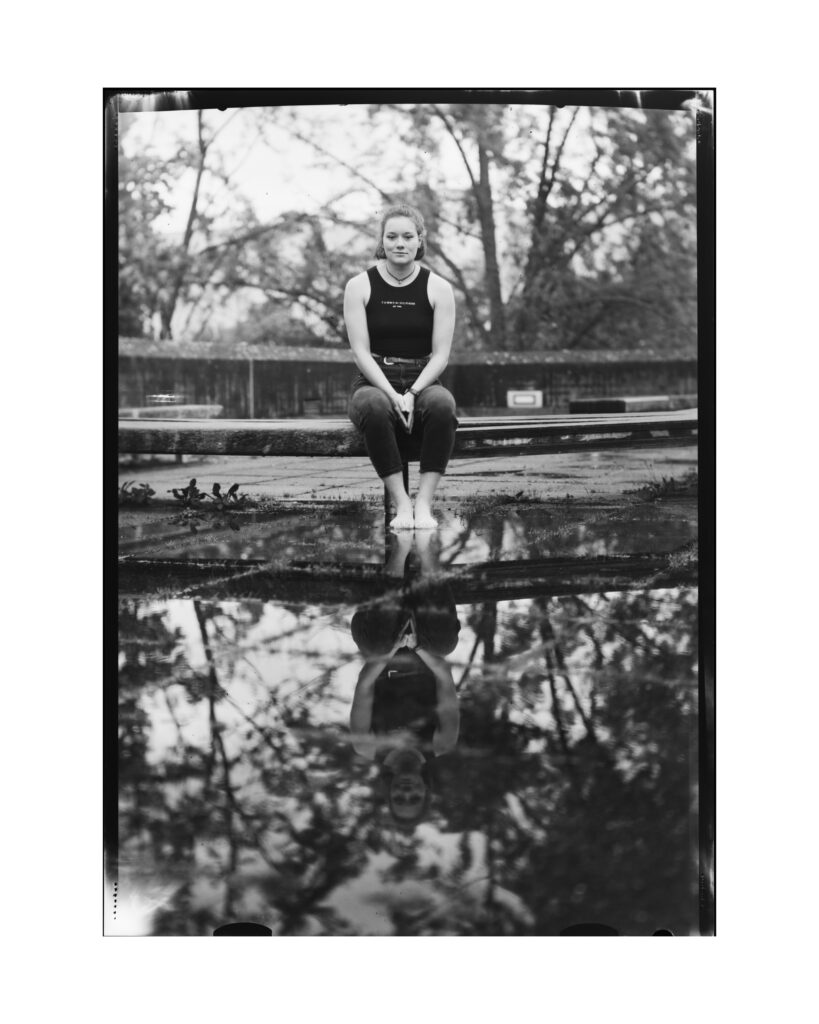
[114,446,705,935]
[119,446,698,505]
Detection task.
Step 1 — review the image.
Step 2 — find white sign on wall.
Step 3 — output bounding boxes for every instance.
[506,390,543,408]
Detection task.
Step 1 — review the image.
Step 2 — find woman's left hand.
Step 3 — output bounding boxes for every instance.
[403,391,415,432]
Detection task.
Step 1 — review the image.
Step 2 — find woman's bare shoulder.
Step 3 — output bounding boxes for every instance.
[345,269,372,296]
[426,269,454,303]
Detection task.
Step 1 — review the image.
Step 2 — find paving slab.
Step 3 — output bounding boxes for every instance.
[119,446,697,504]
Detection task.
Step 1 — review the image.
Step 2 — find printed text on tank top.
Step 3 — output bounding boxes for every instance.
[365,265,434,359]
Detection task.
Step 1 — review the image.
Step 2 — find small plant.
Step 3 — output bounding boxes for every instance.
[119,481,155,505]
[169,479,252,509]
[169,478,207,508]
[168,481,250,534]
[668,540,698,571]
[206,482,249,509]
[635,470,698,502]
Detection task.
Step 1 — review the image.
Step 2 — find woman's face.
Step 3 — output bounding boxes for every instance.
[389,771,427,821]
[382,216,421,264]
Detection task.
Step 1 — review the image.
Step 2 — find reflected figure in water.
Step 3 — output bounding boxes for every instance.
[349,532,460,828]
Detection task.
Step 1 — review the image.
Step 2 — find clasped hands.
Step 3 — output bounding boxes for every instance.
[389,389,416,432]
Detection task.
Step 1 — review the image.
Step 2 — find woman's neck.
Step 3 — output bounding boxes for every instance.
[383,259,418,284]
[383,746,425,770]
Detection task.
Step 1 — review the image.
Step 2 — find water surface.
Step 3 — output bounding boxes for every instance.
[115,585,699,936]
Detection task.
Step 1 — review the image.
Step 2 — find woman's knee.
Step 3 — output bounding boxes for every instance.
[417,616,460,656]
[350,388,394,427]
[419,387,456,421]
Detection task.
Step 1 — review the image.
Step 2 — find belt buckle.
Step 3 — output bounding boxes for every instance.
[383,356,395,366]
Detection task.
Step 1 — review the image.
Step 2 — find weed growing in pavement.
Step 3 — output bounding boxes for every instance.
[119,481,155,505]
[166,479,253,533]
[208,482,251,509]
[667,539,698,570]
[168,479,252,509]
[632,469,698,502]
[169,478,207,508]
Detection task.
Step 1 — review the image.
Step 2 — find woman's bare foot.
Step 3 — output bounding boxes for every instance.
[384,472,414,531]
[413,500,437,530]
[412,529,439,574]
[414,473,442,530]
[389,498,415,531]
[385,530,413,576]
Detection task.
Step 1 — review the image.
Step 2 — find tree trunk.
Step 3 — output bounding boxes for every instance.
[160,111,208,339]
[476,142,506,349]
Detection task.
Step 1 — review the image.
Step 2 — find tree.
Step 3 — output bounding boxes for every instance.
[119,101,698,353]
[118,110,265,341]
[373,103,697,351]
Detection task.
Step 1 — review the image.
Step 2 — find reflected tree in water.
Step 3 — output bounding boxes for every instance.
[117,587,698,935]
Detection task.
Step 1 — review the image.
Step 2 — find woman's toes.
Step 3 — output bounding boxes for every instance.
[390,513,415,531]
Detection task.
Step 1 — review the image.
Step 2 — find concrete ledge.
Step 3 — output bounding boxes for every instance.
[119,404,224,419]
[119,410,698,458]
[569,395,698,413]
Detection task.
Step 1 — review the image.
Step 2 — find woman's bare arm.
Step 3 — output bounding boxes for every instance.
[349,657,389,759]
[416,648,460,755]
[344,274,406,401]
[407,273,455,395]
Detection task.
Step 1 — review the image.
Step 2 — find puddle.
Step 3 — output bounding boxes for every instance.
[113,585,700,936]
[119,497,697,567]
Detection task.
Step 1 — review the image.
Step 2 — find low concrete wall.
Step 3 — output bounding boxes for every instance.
[118,352,697,418]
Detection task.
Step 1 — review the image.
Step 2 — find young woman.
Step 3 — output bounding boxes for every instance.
[345,204,458,530]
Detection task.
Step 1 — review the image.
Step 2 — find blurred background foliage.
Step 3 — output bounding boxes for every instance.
[117,588,698,935]
[118,102,697,354]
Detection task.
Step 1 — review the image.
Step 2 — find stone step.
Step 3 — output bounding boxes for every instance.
[569,395,698,414]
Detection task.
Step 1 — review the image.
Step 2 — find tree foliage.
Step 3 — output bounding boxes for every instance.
[118,102,698,352]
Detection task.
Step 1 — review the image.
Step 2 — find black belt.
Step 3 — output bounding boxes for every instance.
[372,354,430,366]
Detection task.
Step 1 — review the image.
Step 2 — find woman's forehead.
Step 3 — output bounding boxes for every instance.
[383,217,418,234]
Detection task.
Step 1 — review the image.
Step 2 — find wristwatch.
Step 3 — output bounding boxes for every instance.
[407,387,420,398]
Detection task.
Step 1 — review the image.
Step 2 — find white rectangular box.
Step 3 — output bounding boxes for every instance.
[506,390,543,408]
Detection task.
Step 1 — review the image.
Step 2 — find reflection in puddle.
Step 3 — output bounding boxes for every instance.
[117,579,699,935]
[119,497,697,568]
[350,576,461,831]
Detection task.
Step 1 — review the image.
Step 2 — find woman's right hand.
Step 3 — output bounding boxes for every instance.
[388,389,412,431]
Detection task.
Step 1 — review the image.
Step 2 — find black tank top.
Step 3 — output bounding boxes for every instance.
[370,648,437,748]
[365,265,434,358]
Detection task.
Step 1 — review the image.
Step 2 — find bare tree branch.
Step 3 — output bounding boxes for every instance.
[206,107,243,146]
[217,274,346,341]
[542,106,580,209]
[430,104,479,191]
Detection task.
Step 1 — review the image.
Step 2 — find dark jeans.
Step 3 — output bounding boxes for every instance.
[351,586,460,659]
[348,365,458,478]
